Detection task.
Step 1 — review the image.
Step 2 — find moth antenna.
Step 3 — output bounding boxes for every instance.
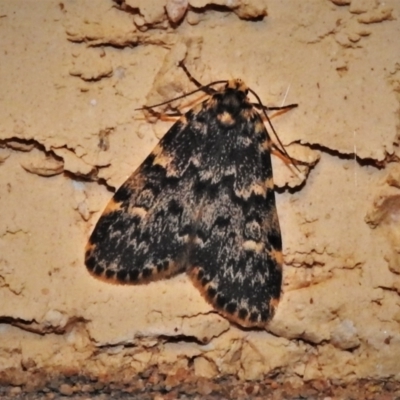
[137,61,227,111]
[135,81,225,111]
[248,88,300,172]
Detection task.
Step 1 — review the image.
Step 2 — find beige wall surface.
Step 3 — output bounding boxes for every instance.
[1,0,400,396]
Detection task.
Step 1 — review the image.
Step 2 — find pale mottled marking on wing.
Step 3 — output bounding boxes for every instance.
[262,139,274,151]
[254,119,266,134]
[102,198,123,215]
[264,177,274,189]
[234,181,271,199]
[131,206,148,218]
[269,297,280,310]
[271,249,284,266]
[85,242,95,255]
[242,240,265,252]
[122,170,147,192]
[238,135,252,147]
[217,111,236,126]
[151,143,174,170]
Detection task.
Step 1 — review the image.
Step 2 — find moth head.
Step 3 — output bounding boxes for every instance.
[215,79,251,122]
[226,79,249,94]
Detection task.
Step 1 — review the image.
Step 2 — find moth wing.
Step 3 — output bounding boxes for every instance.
[85,116,199,284]
[188,119,283,328]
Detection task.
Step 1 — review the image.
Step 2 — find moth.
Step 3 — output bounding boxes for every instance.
[85,72,297,328]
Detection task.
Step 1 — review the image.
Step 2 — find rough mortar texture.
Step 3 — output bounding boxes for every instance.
[1,0,400,396]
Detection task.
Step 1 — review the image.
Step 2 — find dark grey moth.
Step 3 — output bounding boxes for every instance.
[85,78,296,327]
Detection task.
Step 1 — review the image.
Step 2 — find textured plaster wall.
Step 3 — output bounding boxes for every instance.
[1,0,400,387]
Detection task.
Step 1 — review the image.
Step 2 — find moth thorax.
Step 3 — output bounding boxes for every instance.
[217,89,249,119]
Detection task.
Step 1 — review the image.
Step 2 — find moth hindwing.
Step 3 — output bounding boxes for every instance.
[86,78,288,328]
